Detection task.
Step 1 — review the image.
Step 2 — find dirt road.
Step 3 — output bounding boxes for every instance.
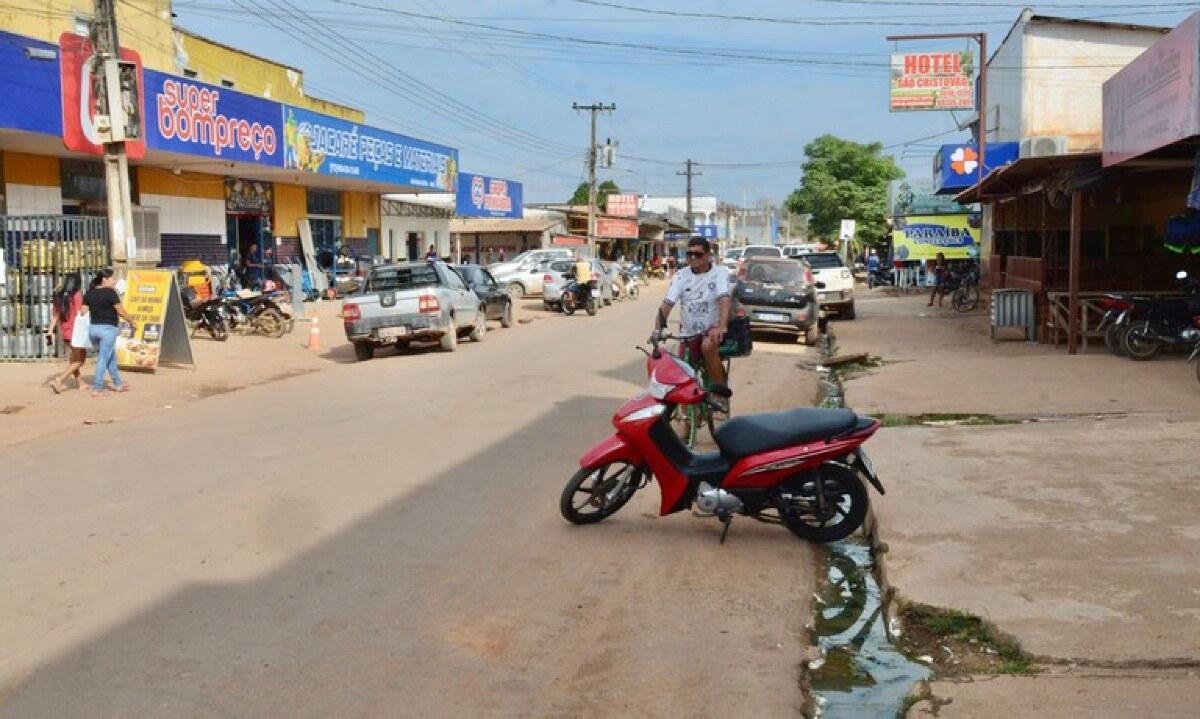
[1,291,818,717]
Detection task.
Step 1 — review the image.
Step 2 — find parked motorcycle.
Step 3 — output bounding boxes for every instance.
[1096,294,1137,356]
[559,332,884,543]
[612,267,640,301]
[1121,271,1200,360]
[561,276,598,316]
[220,289,293,338]
[180,287,229,341]
[943,263,980,312]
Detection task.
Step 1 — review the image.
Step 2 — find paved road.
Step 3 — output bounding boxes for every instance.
[1,291,816,717]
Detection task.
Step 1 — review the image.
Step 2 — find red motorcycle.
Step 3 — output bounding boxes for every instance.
[560,333,885,543]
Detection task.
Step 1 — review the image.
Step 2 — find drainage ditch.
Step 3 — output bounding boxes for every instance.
[806,334,929,718]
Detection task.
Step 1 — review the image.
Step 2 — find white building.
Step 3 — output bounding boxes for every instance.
[381,194,453,261]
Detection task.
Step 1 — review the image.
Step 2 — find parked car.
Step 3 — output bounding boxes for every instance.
[781,244,820,259]
[722,246,745,271]
[542,258,613,310]
[342,260,488,361]
[454,264,514,328]
[733,257,819,345]
[489,248,575,299]
[799,251,856,319]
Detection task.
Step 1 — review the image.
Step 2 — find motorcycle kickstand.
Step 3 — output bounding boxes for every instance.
[717,511,733,544]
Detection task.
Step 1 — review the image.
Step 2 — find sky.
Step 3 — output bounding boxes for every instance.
[161,0,1199,205]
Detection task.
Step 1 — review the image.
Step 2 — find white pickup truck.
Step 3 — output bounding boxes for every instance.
[799,251,856,320]
[341,261,487,361]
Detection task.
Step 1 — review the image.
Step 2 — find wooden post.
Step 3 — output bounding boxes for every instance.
[1067,191,1082,355]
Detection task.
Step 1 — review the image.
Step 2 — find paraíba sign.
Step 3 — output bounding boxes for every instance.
[890,51,976,112]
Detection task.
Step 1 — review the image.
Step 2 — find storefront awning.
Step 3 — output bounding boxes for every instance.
[954,153,1103,204]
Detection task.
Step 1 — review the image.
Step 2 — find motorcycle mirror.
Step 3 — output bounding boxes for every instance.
[1177,270,1189,280]
[709,383,733,399]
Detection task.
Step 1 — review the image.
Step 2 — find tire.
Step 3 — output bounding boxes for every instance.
[440,318,458,352]
[353,341,374,362]
[803,323,819,347]
[780,463,870,543]
[255,308,286,338]
[1121,320,1159,361]
[952,286,980,313]
[1105,322,1128,357]
[1196,358,1200,384]
[628,283,640,299]
[395,340,410,352]
[842,302,856,321]
[562,292,576,315]
[559,462,641,525]
[207,319,229,342]
[500,302,513,328]
[585,294,597,316]
[470,310,487,342]
[506,283,524,303]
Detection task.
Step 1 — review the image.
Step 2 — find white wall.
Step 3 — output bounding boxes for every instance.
[381,215,451,260]
[6,183,62,215]
[987,18,1026,143]
[139,193,226,237]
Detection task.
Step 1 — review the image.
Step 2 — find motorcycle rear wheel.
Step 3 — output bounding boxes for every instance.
[952,286,979,312]
[560,462,641,524]
[1121,320,1160,361]
[561,293,577,315]
[628,283,640,299]
[779,463,869,543]
[207,319,229,342]
[255,308,287,338]
[585,295,597,316]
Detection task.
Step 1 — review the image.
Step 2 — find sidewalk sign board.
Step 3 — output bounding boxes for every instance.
[116,269,194,371]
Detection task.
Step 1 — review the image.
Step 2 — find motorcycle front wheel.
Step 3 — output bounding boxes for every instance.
[779,463,869,543]
[207,318,229,342]
[560,462,642,524]
[1121,320,1160,361]
[1104,321,1128,356]
[952,286,979,312]
[585,294,597,316]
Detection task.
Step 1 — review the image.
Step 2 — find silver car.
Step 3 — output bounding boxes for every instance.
[490,249,575,300]
[541,258,613,310]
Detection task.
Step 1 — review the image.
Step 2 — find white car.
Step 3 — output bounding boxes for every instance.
[800,251,856,319]
[490,248,576,299]
[541,258,613,309]
[722,247,745,271]
[782,244,820,259]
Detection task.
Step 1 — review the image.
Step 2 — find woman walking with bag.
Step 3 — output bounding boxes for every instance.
[45,273,85,393]
[84,269,134,396]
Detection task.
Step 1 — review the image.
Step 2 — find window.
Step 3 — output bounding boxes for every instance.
[482,270,498,288]
[74,15,91,36]
[307,188,342,216]
[802,253,844,269]
[183,68,199,79]
[443,267,467,290]
[220,77,236,89]
[366,265,438,292]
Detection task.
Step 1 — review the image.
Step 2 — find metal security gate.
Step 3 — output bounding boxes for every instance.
[0,215,110,361]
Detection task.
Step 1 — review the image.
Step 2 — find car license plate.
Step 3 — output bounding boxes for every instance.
[757,312,789,322]
[378,326,408,339]
[591,289,601,298]
[857,448,877,478]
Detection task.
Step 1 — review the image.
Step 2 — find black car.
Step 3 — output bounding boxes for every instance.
[454,264,514,328]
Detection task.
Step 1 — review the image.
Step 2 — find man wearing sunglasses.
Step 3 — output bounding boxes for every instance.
[653,237,732,385]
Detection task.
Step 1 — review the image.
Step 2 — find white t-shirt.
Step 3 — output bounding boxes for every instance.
[665,264,731,336]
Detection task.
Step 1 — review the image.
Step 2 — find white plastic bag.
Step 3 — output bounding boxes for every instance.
[70,311,91,350]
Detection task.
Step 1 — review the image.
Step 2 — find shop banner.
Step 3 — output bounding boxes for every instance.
[892,214,980,261]
[889,178,975,217]
[117,270,194,371]
[605,193,638,217]
[890,51,975,112]
[933,142,1019,194]
[0,31,63,137]
[596,218,638,239]
[59,33,146,159]
[144,70,282,166]
[692,224,718,239]
[283,106,458,191]
[1103,13,1200,167]
[456,173,523,218]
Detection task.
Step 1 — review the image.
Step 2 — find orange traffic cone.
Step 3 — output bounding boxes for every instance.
[307,315,321,351]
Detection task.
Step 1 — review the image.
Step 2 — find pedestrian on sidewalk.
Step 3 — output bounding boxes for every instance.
[84,269,135,397]
[45,272,85,393]
[928,252,948,308]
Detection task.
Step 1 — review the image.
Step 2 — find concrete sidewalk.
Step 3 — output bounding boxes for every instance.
[827,292,1200,718]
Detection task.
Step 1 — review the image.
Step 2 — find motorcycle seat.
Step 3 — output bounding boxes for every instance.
[714,407,860,460]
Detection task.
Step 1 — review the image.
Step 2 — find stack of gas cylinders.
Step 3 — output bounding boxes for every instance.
[1,238,109,360]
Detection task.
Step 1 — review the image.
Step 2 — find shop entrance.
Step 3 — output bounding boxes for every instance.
[406,232,422,261]
[226,214,271,287]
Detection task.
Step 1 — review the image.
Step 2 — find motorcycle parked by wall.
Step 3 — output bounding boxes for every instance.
[1121,271,1200,360]
[561,275,598,316]
[559,332,884,543]
[220,289,293,338]
[179,287,229,341]
[1096,294,1137,357]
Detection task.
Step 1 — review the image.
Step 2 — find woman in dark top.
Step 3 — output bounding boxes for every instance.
[45,272,85,393]
[83,268,134,396]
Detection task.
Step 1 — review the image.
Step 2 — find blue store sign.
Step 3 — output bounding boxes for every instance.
[283,106,458,192]
[933,142,1019,195]
[0,31,63,137]
[456,173,523,218]
[692,224,719,239]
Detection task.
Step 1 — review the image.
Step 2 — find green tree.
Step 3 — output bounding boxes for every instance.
[569,179,621,207]
[784,135,904,252]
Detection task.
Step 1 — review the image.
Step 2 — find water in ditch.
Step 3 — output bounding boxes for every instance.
[809,540,929,718]
[809,337,930,718]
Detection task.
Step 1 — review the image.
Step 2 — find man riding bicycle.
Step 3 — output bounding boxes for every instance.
[652,236,731,386]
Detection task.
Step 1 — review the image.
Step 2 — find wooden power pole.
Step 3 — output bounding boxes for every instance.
[572,102,615,256]
[91,0,139,269]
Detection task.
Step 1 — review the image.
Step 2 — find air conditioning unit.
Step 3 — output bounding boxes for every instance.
[1019,135,1068,159]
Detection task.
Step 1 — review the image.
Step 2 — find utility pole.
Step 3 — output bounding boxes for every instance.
[677,159,702,231]
[92,0,138,269]
[572,102,615,256]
